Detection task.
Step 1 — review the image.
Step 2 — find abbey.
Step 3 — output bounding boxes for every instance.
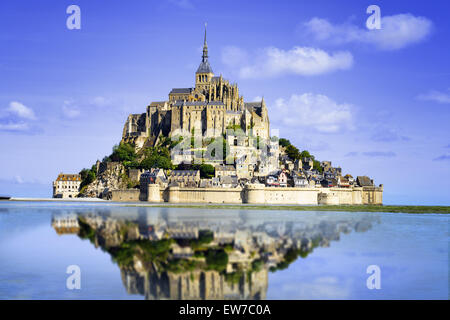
[122,26,270,150]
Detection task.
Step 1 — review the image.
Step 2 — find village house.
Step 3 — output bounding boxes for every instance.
[337,176,350,188]
[265,170,288,187]
[140,169,167,187]
[321,178,337,188]
[235,155,255,179]
[215,164,237,178]
[344,174,355,185]
[52,173,81,198]
[309,177,320,188]
[324,171,336,180]
[278,171,288,187]
[356,176,374,187]
[291,171,309,188]
[51,213,80,235]
[199,177,220,188]
[265,174,279,187]
[168,170,200,187]
[219,175,238,188]
[321,161,332,172]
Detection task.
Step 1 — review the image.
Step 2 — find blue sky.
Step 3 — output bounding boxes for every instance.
[0,0,449,204]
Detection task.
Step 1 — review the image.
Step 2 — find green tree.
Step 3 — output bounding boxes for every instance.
[140,153,173,170]
[285,144,301,160]
[279,138,291,148]
[313,160,323,173]
[79,165,97,190]
[110,143,137,162]
[205,249,228,272]
[300,150,312,159]
[195,164,215,178]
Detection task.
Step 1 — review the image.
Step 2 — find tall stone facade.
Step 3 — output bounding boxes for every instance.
[122,26,270,150]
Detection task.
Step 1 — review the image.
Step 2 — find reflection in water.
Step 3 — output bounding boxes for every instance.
[51,208,378,300]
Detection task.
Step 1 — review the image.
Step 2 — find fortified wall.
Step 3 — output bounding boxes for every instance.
[117,184,384,205]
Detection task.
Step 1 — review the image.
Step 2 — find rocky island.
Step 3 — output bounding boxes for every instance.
[55,26,383,205]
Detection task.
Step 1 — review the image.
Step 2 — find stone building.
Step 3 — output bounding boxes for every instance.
[51,213,80,235]
[122,25,270,153]
[215,164,236,178]
[168,170,200,187]
[52,173,81,198]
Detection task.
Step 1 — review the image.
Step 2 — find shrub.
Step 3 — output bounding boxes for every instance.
[279,138,291,148]
[205,249,228,272]
[110,143,137,162]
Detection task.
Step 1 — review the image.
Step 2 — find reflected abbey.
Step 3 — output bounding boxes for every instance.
[52,208,377,300]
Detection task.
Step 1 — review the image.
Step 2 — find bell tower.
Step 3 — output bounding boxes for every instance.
[195,23,214,90]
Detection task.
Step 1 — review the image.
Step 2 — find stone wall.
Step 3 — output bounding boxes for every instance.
[167,186,244,204]
[111,184,383,205]
[317,186,383,205]
[263,187,319,204]
[110,189,140,202]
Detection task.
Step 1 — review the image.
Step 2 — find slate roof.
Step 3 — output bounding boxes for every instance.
[356,176,373,187]
[56,174,81,182]
[170,88,194,94]
[170,170,200,177]
[196,61,213,74]
[244,102,262,109]
[244,102,263,116]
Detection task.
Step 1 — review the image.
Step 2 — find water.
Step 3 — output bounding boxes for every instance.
[0,201,448,300]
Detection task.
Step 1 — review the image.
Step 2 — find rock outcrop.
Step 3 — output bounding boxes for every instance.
[80,162,128,198]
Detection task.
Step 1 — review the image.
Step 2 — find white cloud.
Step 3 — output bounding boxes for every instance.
[62,106,81,118]
[0,122,29,132]
[7,101,36,120]
[91,96,111,107]
[304,14,433,50]
[0,101,38,133]
[417,89,450,104]
[273,93,354,133]
[222,46,353,79]
[60,100,81,119]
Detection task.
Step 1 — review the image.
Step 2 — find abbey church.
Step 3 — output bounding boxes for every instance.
[122,26,270,151]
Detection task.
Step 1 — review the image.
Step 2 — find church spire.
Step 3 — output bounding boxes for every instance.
[202,23,208,63]
[196,23,213,75]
